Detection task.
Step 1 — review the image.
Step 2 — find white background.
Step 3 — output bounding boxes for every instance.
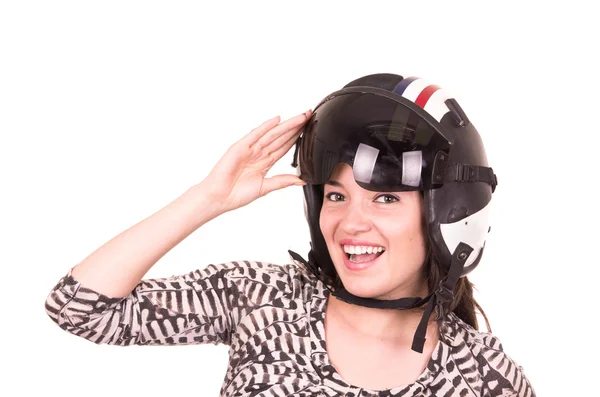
[1,1,598,396]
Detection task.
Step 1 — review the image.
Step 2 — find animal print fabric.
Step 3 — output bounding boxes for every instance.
[45,259,535,396]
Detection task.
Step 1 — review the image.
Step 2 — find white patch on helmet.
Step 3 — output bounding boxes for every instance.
[353,143,379,183]
[439,201,491,268]
[402,150,422,187]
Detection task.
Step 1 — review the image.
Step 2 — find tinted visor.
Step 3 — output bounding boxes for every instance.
[298,92,451,192]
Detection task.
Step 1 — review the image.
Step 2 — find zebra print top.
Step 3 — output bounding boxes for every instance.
[45,258,535,397]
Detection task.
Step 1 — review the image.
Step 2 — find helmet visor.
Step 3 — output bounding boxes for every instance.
[298,91,452,192]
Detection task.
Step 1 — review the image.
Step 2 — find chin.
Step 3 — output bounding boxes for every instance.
[337,276,394,299]
[336,268,424,301]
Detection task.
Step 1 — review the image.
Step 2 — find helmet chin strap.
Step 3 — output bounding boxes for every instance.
[411,243,473,353]
[288,242,473,354]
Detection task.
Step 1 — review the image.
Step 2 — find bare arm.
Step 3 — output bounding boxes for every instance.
[70,183,220,298]
[68,110,311,299]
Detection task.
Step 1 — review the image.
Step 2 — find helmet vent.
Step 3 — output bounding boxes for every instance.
[353,144,379,184]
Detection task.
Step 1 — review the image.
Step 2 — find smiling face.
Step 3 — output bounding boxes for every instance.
[319,163,428,300]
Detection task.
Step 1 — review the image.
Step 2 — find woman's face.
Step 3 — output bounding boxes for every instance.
[320,163,428,300]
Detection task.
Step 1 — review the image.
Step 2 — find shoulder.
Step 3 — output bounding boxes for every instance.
[156,259,316,289]
[205,259,318,289]
[439,313,536,396]
[442,312,505,353]
[184,259,321,305]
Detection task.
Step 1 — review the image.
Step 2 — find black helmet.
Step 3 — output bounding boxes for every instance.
[288,73,497,353]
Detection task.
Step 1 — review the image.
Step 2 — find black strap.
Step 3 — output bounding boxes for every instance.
[411,297,436,353]
[332,288,433,310]
[410,242,474,353]
[290,246,475,355]
[448,164,498,193]
[289,249,434,308]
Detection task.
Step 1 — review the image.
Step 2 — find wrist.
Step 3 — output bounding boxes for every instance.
[183,183,225,226]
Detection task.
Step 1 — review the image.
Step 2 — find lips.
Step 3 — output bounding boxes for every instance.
[337,238,386,271]
[339,238,385,247]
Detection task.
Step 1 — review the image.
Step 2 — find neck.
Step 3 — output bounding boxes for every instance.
[326,295,439,349]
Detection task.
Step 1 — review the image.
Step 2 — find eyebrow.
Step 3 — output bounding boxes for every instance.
[325,180,343,187]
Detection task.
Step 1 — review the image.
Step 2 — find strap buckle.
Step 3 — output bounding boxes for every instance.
[455,164,476,181]
[435,282,454,304]
[454,164,498,193]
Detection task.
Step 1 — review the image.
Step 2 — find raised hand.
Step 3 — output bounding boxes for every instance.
[201,110,312,214]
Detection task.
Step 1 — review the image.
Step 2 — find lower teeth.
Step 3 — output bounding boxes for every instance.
[349,253,382,263]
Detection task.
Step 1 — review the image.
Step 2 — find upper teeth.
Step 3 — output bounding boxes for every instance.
[343,245,385,255]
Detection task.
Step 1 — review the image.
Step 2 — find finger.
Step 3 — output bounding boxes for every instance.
[239,116,281,147]
[260,174,306,197]
[263,120,304,159]
[254,110,311,151]
[266,127,303,165]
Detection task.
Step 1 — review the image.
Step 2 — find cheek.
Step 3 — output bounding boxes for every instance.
[319,208,334,240]
[320,207,344,252]
[387,217,426,254]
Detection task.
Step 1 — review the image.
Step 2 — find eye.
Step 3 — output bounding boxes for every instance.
[374,194,399,204]
[324,192,345,202]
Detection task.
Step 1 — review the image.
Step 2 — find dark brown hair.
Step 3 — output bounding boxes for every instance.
[423,239,492,332]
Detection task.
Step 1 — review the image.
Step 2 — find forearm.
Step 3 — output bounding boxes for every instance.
[70,182,222,298]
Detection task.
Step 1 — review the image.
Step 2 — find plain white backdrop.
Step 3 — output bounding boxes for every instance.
[1,1,598,396]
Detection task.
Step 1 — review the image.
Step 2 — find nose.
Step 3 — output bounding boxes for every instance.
[340,202,372,235]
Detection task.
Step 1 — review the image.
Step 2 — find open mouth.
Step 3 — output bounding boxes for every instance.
[344,247,386,263]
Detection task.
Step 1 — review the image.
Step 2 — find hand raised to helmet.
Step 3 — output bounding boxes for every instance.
[202,110,311,214]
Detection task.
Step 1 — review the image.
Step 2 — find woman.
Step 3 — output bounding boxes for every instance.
[45,73,535,396]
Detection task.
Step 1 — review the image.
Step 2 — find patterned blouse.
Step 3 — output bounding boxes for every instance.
[45,258,535,397]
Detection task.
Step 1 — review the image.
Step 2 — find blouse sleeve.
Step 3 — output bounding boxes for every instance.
[44,260,294,346]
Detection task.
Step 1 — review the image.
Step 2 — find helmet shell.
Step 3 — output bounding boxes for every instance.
[296,73,494,280]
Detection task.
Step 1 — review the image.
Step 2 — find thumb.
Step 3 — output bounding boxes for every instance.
[261,175,306,196]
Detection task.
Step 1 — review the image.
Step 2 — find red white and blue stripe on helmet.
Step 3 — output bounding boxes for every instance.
[393,76,452,122]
